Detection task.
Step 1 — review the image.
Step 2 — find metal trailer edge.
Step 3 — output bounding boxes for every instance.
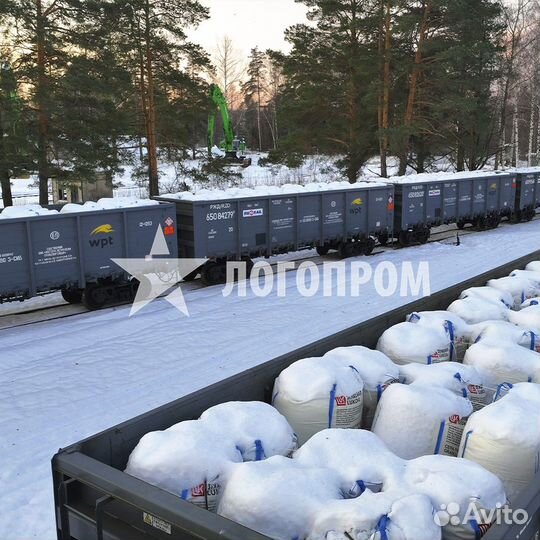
[52,249,540,540]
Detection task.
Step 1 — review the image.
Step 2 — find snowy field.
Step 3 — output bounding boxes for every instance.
[1,220,539,539]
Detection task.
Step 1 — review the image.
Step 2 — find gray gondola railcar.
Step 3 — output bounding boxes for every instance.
[156,184,394,285]
[514,169,540,222]
[0,204,178,309]
[389,172,515,245]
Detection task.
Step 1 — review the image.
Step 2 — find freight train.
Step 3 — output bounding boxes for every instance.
[1,169,539,306]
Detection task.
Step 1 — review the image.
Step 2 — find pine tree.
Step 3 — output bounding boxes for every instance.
[102,0,210,197]
[243,47,267,152]
[276,0,381,182]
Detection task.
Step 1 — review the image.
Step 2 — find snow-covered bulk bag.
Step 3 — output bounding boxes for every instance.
[307,490,441,540]
[323,347,400,428]
[293,429,405,494]
[508,304,540,333]
[526,261,540,273]
[124,420,242,511]
[509,269,540,283]
[463,341,540,390]
[521,296,540,309]
[371,384,473,459]
[217,456,343,540]
[487,276,540,309]
[407,311,472,361]
[199,401,297,461]
[448,297,509,325]
[459,383,540,501]
[459,286,514,309]
[272,357,364,445]
[376,322,453,366]
[469,320,539,353]
[403,455,506,540]
[399,362,488,411]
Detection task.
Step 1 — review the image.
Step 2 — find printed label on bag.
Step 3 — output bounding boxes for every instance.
[440,415,468,456]
[334,391,363,428]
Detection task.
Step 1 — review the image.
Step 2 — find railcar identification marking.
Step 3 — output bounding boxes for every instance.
[143,512,172,535]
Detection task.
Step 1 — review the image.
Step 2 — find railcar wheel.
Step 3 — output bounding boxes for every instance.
[418,229,430,244]
[316,246,330,256]
[338,242,356,259]
[363,238,376,256]
[526,209,536,221]
[61,287,83,304]
[82,284,108,310]
[201,262,227,286]
[378,233,389,247]
[398,231,411,247]
[457,221,466,230]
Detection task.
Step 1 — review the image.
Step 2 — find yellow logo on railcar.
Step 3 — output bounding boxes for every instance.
[352,198,363,206]
[91,224,114,235]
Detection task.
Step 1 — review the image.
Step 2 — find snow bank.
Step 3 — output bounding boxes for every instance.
[60,201,102,213]
[459,286,514,309]
[371,383,473,459]
[199,401,297,461]
[469,320,539,352]
[124,420,242,511]
[406,311,472,361]
[164,180,389,202]
[376,321,453,365]
[272,357,364,445]
[308,491,441,540]
[463,341,540,388]
[459,383,540,501]
[508,304,540,333]
[448,296,509,324]
[399,362,487,410]
[378,170,509,185]
[487,276,540,309]
[96,197,159,209]
[293,429,405,494]
[322,347,399,427]
[403,455,506,540]
[217,456,343,540]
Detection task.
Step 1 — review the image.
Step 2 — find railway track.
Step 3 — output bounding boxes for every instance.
[1,215,538,331]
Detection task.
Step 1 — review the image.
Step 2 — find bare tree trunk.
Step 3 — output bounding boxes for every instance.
[379,0,391,178]
[512,101,518,167]
[528,87,536,166]
[399,0,432,176]
[0,103,13,207]
[143,3,159,197]
[256,76,262,151]
[36,0,49,205]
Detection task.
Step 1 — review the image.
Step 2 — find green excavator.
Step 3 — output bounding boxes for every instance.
[207,84,251,167]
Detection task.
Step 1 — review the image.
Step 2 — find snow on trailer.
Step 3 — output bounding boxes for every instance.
[0,200,177,309]
[156,182,394,285]
[51,249,540,540]
[376,170,516,246]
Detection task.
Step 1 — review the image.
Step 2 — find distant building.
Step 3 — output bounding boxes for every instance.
[52,173,113,204]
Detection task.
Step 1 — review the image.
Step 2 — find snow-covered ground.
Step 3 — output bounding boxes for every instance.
[1,220,539,539]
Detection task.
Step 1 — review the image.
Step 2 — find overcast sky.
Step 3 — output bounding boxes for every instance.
[190,0,309,57]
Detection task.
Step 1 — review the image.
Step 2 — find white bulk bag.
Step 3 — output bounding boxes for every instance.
[376,322,453,366]
[217,456,343,540]
[293,429,405,494]
[526,261,540,273]
[371,383,473,459]
[307,490,441,540]
[403,455,506,540]
[508,304,540,333]
[459,383,540,501]
[521,297,540,309]
[124,420,242,511]
[459,286,514,309]
[487,276,540,309]
[399,362,488,410]
[509,269,540,283]
[199,401,297,461]
[323,347,400,428]
[469,320,539,353]
[272,357,364,445]
[407,311,472,361]
[463,341,540,389]
[448,296,509,324]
